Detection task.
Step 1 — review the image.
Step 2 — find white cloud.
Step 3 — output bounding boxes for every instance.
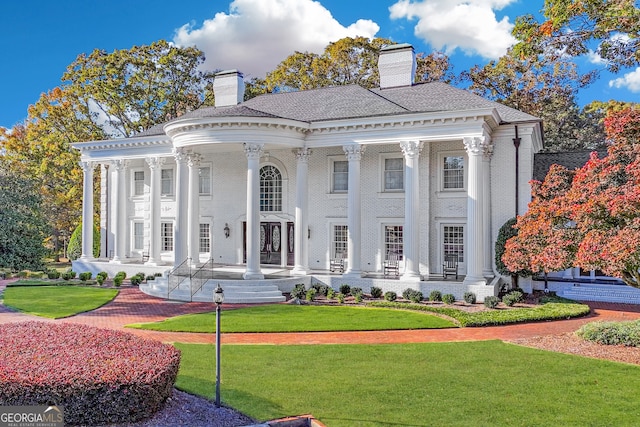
[586,49,607,65]
[389,0,517,59]
[609,67,640,93]
[172,0,379,78]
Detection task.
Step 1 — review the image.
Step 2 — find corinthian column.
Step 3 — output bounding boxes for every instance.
[293,148,311,275]
[145,157,164,265]
[463,136,487,286]
[400,141,423,281]
[174,149,189,266]
[79,161,95,260]
[482,142,494,278]
[188,152,202,267]
[244,143,264,279]
[110,159,127,264]
[343,144,365,277]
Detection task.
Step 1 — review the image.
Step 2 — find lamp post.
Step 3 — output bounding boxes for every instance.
[213,284,224,407]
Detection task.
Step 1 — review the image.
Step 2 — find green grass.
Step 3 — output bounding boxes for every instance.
[2,285,118,319]
[127,304,455,333]
[176,341,640,426]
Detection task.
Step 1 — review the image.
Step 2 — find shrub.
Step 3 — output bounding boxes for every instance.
[463,292,477,304]
[113,276,123,287]
[146,275,156,281]
[442,293,456,304]
[384,291,397,302]
[47,270,61,279]
[62,272,73,280]
[78,272,92,281]
[370,286,383,299]
[351,287,363,297]
[17,271,29,278]
[577,320,640,347]
[429,290,443,302]
[484,296,500,309]
[502,291,524,307]
[402,288,423,303]
[339,284,351,295]
[0,322,180,425]
[336,293,345,303]
[290,283,306,300]
[96,275,105,286]
[97,271,108,280]
[305,288,317,302]
[312,283,328,296]
[136,272,146,281]
[115,271,126,280]
[130,275,143,286]
[354,293,363,303]
[326,288,336,300]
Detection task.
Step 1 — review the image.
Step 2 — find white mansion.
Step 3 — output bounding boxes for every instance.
[72,44,545,302]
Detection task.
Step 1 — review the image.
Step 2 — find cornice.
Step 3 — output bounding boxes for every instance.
[71,135,171,153]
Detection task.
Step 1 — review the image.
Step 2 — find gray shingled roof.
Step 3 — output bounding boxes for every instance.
[533,149,608,181]
[137,81,540,137]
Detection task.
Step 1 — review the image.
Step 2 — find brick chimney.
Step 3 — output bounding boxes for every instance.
[378,43,416,89]
[214,70,245,107]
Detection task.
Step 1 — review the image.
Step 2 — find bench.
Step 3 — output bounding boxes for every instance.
[383,252,400,278]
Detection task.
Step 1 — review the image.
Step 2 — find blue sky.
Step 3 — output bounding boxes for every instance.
[1,0,638,129]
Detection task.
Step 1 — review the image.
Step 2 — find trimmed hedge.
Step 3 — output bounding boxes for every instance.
[367,297,590,327]
[576,320,640,347]
[0,322,180,425]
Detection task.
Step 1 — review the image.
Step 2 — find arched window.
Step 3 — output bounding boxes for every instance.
[260,165,282,212]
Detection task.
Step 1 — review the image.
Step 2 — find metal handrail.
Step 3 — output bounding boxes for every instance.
[167,257,191,298]
[190,258,216,300]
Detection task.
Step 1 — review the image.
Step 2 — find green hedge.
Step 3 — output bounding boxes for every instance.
[367,297,590,327]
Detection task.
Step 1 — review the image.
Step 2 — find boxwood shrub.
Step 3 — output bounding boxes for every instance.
[384,291,397,302]
[370,286,383,299]
[463,292,477,304]
[0,322,180,425]
[429,290,442,302]
[576,320,640,347]
[442,293,456,305]
[484,296,500,309]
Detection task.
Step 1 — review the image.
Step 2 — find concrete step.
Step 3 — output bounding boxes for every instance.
[558,284,640,304]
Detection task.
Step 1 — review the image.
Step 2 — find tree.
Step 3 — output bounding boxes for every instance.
[504,105,640,288]
[0,170,48,271]
[513,0,640,72]
[462,51,600,151]
[67,223,100,260]
[265,37,454,92]
[62,40,216,138]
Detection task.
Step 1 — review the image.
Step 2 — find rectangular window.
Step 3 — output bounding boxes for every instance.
[384,158,404,191]
[199,167,211,195]
[384,225,403,260]
[443,225,464,262]
[199,223,210,253]
[133,222,144,250]
[443,156,464,190]
[133,171,145,196]
[161,222,174,251]
[332,161,348,192]
[161,169,174,196]
[332,225,348,258]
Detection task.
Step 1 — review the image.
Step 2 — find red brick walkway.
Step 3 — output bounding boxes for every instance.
[2,279,640,345]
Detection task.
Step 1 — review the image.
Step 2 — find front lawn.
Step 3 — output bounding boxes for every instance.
[127,304,455,332]
[2,285,118,319]
[176,341,640,426]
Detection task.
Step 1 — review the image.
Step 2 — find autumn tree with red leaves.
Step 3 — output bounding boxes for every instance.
[504,106,640,287]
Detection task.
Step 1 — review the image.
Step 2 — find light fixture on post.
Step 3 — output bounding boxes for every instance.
[224,223,230,238]
[213,284,225,407]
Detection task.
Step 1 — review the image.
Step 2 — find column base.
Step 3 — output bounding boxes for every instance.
[401,272,422,282]
[463,275,487,286]
[483,269,494,279]
[291,267,309,276]
[243,271,264,280]
[145,259,160,267]
[79,255,94,261]
[109,257,123,264]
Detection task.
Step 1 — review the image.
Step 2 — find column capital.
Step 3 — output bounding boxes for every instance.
[343,144,365,161]
[244,143,264,160]
[400,141,423,159]
[483,141,494,160]
[293,147,312,163]
[173,148,189,163]
[79,161,95,172]
[145,156,165,170]
[111,159,128,171]
[463,136,488,156]
[187,152,202,167]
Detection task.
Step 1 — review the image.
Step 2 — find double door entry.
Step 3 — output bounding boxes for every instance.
[243,221,294,266]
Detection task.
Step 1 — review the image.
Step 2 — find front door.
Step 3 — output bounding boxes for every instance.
[243,221,295,266]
